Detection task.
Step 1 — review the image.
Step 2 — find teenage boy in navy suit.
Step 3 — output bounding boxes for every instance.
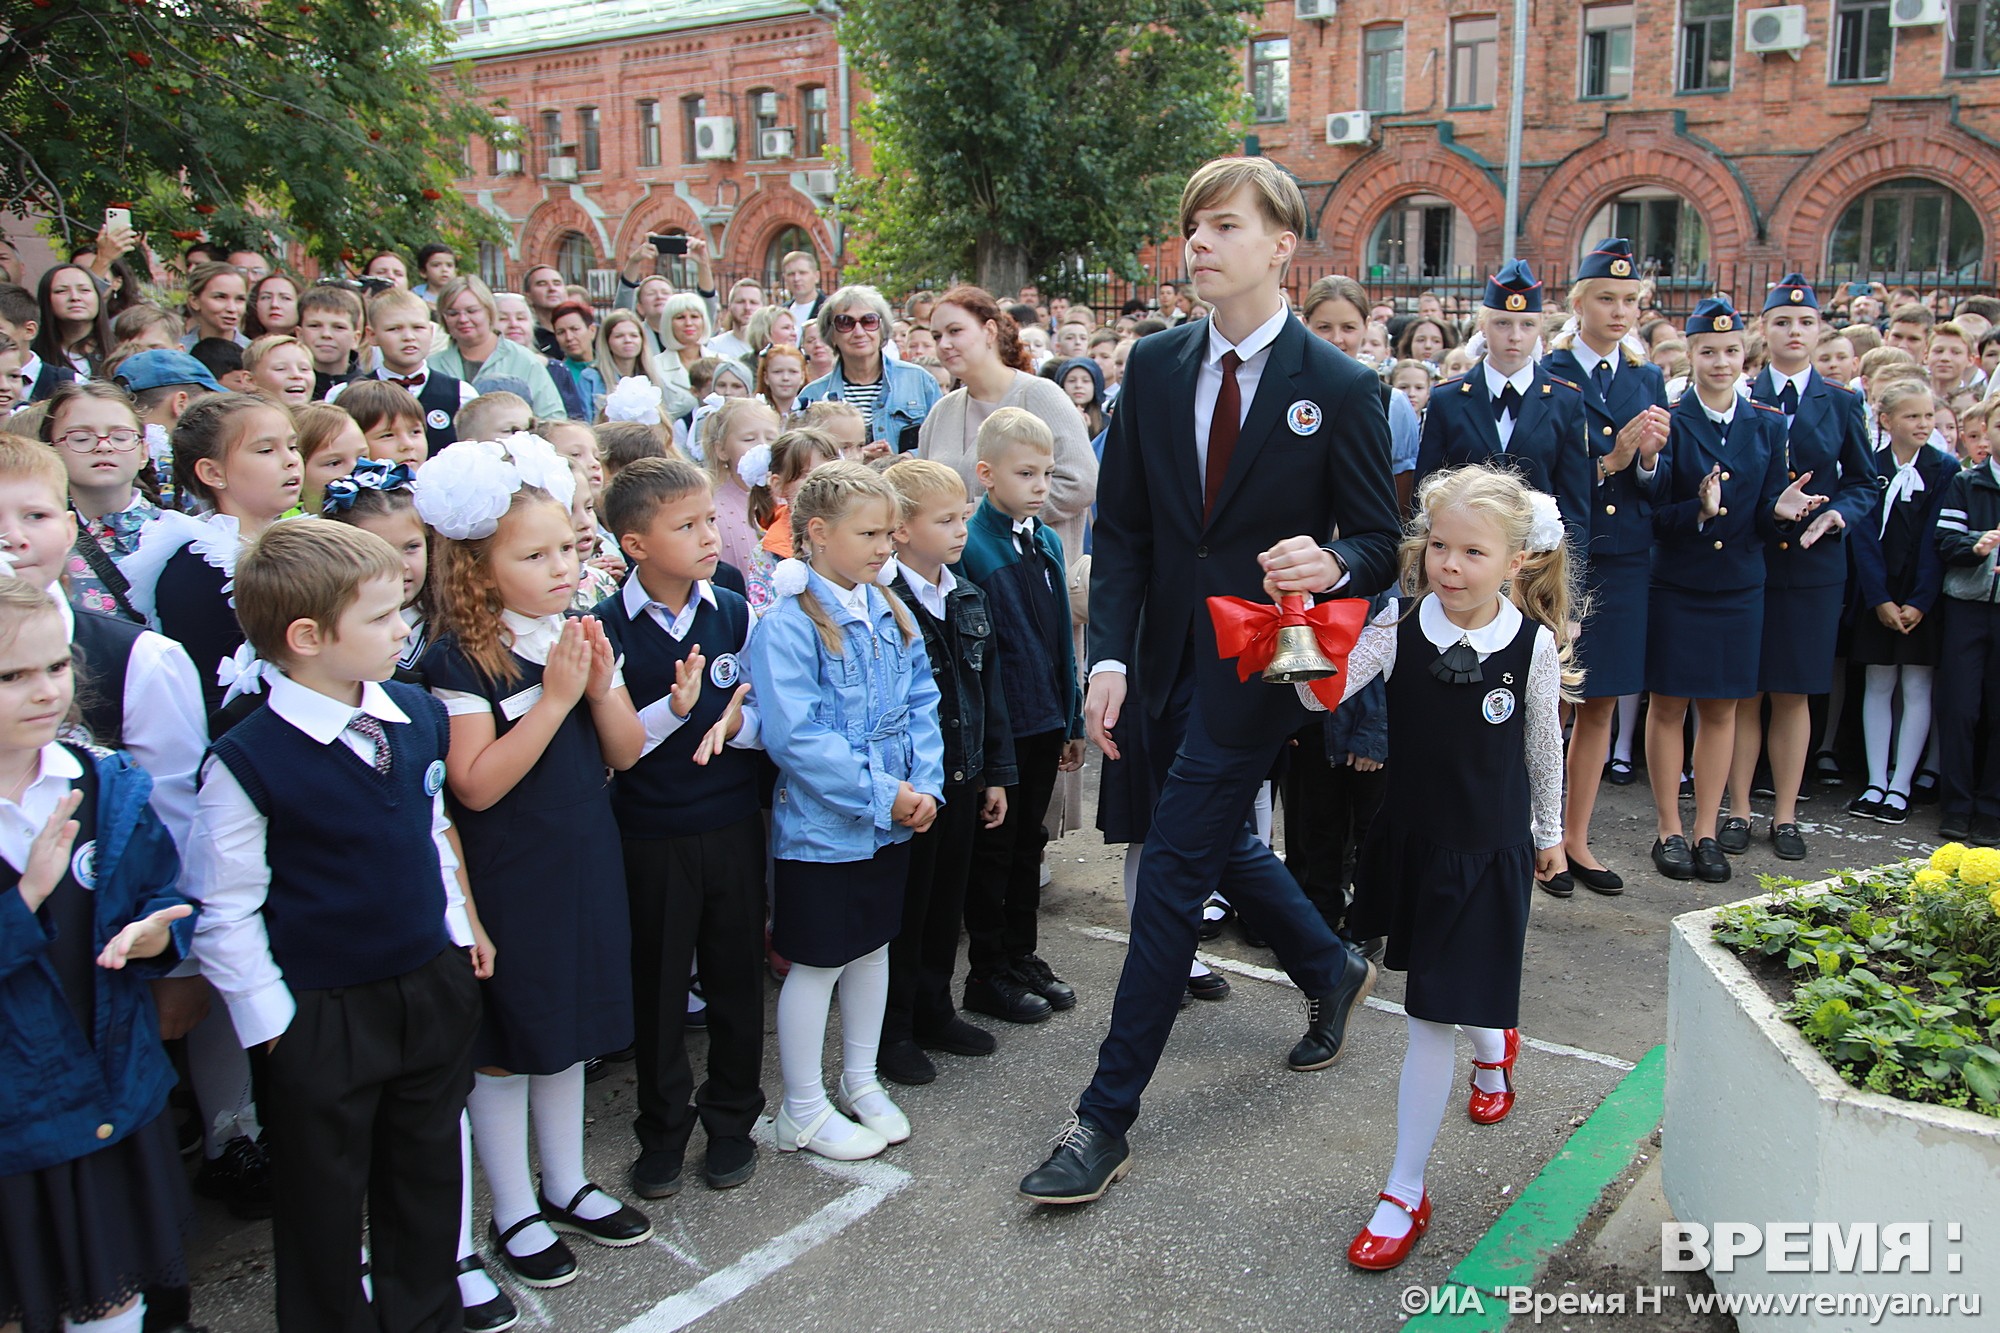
[1020,157,1402,1205]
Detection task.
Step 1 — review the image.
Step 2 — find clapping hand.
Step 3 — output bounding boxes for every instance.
[670,644,706,719]
[1697,465,1724,521]
[1800,506,1845,549]
[693,683,750,765]
[580,618,619,702]
[1775,470,1830,524]
[1975,529,2000,558]
[542,620,592,707]
[98,904,193,970]
[16,792,80,912]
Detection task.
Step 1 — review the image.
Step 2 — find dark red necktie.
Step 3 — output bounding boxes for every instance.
[1204,350,1242,517]
[391,374,424,389]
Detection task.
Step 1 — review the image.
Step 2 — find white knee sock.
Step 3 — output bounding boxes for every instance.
[1465,1025,1510,1094]
[777,961,868,1148]
[467,1071,557,1253]
[1612,694,1640,764]
[529,1063,616,1220]
[455,1112,500,1307]
[1368,1017,1457,1240]
[1252,782,1274,848]
[1126,843,1209,980]
[187,1004,259,1156]
[1888,667,1934,797]
[66,1296,145,1332]
[837,946,897,1118]
[1862,666,1898,793]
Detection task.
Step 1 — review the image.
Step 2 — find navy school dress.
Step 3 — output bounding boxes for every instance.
[1749,367,1878,695]
[422,632,633,1074]
[1346,602,1541,1029]
[1541,345,1669,698]
[1414,360,1594,551]
[1646,394,1794,700]
[1850,445,1956,668]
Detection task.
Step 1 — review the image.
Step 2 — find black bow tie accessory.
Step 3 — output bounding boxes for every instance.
[1493,384,1522,421]
[1430,637,1484,685]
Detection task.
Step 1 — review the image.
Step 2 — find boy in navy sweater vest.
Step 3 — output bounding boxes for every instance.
[958,408,1085,1024]
[592,457,767,1199]
[190,523,483,1333]
[880,459,1017,1086]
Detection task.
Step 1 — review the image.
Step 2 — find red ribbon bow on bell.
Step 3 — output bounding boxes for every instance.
[1206,593,1371,710]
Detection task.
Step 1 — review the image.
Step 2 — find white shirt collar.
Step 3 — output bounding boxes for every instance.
[1011,516,1037,538]
[827,578,872,621]
[1572,339,1616,378]
[16,742,83,788]
[1483,360,1535,403]
[622,574,717,639]
[377,365,429,385]
[1418,592,1522,656]
[267,671,409,745]
[1203,304,1290,370]
[1770,366,1811,398]
[1698,393,1739,428]
[894,559,956,616]
[501,608,566,665]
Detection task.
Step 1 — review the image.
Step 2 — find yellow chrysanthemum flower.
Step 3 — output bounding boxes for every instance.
[1914,868,1952,890]
[1930,842,1968,874]
[1958,846,2000,887]
[1989,888,2000,916]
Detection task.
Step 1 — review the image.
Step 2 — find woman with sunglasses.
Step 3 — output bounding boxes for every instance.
[797,285,942,461]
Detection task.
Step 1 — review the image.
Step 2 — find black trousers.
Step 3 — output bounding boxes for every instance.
[1938,599,2000,819]
[1279,728,1386,935]
[262,947,480,1333]
[625,814,768,1164]
[965,730,1064,977]
[886,780,980,1043]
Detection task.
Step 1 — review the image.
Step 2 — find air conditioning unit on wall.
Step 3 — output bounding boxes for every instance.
[544,155,578,182]
[1744,5,1809,53]
[1325,110,1371,145]
[800,169,838,200]
[1296,0,1336,19]
[694,116,736,161]
[759,127,795,159]
[1889,0,1948,26]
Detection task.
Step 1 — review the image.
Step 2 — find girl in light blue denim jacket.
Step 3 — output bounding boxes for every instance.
[747,462,945,1164]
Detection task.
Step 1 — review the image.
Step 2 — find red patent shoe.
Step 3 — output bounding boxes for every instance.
[1347,1190,1431,1270]
[1468,1027,1520,1125]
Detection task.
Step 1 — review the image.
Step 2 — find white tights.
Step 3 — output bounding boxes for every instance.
[1610,694,1640,764]
[1861,665,1934,798]
[64,1298,143,1332]
[467,1063,617,1256]
[777,945,893,1146]
[1366,1018,1509,1240]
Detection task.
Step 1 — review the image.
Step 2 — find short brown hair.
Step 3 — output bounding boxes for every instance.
[235,521,403,666]
[603,456,710,539]
[339,380,423,436]
[1889,303,1935,331]
[1177,156,1307,240]
[595,421,665,476]
[298,283,364,329]
[883,457,966,521]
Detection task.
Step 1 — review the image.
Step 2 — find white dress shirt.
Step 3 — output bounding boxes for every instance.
[893,559,956,621]
[1483,361,1536,450]
[619,575,763,758]
[1570,337,1617,387]
[431,610,624,717]
[0,743,86,875]
[1699,393,1739,430]
[188,673,470,1049]
[327,364,479,409]
[826,577,873,621]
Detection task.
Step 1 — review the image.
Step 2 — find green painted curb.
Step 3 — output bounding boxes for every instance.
[1402,1044,1667,1332]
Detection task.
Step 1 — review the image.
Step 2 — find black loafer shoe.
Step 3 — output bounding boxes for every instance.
[703,1135,757,1190]
[1717,816,1752,855]
[1607,758,1637,786]
[487,1218,577,1289]
[1571,863,1625,895]
[1911,770,1941,805]
[1011,954,1076,1011]
[1972,815,2000,847]
[627,1150,684,1200]
[537,1183,654,1247]
[1810,750,1844,787]
[583,1056,610,1084]
[1848,787,1886,820]
[878,1038,938,1086]
[1537,872,1574,898]
[1873,794,1909,826]
[458,1255,519,1333]
[1019,1117,1131,1205]
[1770,822,1808,860]
[1940,812,1974,842]
[1651,835,1695,880]
[915,1013,998,1056]
[964,972,1053,1024]
[193,1134,273,1221]
[1287,949,1378,1071]
[1187,970,1231,1001]
[1692,838,1732,882]
[1197,899,1232,939]
[1678,774,1694,799]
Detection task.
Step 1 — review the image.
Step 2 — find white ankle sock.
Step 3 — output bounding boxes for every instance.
[65,1297,145,1332]
[1367,1017,1455,1239]
[455,1113,500,1307]
[467,1072,557,1253]
[1466,1025,1510,1094]
[530,1063,617,1220]
[187,1005,259,1157]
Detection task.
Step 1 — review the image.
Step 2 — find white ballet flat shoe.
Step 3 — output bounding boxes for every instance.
[775,1102,888,1161]
[835,1079,912,1145]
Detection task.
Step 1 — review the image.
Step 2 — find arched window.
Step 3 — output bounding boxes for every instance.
[1827,177,1984,280]
[765,226,817,292]
[1583,188,1708,278]
[555,232,594,286]
[1366,195,1475,281]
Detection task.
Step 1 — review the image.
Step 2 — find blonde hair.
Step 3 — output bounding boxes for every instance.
[1399,465,1584,700]
[431,488,568,685]
[236,521,403,667]
[293,402,357,467]
[660,292,710,353]
[1551,278,1646,364]
[1878,380,1935,417]
[792,398,863,434]
[1178,157,1307,238]
[243,333,309,375]
[883,456,967,520]
[594,308,664,392]
[0,432,69,501]
[975,405,1055,464]
[700,397,780,486]
[751,426,841,530]
[453,391,531,442]
[787,461,917,654]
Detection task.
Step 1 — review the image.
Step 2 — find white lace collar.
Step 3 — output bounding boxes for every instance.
[121,510,247,627]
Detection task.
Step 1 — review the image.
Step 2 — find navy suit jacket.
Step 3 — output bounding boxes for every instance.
[1748,367,1878,589]
[1851,444,1955,614]
[1543,346,1669,559]
[1088,314,1401,746]
[1653,394,1793,592]
[1415,360,1593,548]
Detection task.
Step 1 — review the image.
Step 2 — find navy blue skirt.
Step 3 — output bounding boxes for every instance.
[774,841,912,968]
[1647,583,1764,699]
[1576,550,1649,698]
[1758,581,1845,694]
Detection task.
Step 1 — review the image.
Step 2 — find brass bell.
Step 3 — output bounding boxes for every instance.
[1264,621,1338,683]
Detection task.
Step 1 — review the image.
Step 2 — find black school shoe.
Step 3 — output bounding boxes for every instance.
[1972,815,2000,847]
[627,1150,684,1200]
[915,1013,998,1056]
[1010,954,1076,1011]
[1717,817,1752,855]
[1286,948,1378,1071]
[704,1135,757,1190]
[1770,822,1808,860]
[963,972,1053,1024]
[1537,872,1574,898]
[537,1183,654,1247]
[1607,758,1637,786]
[878,1039,938,1086]
[1848,787,1887,820]
[1019,1116,1131,1205]
[1810,751,1844,787]
[1692,838,1732,883]
[193,1134,273,1220]
[1570,863,1625,895]
[458,1255,519,1333]
[1874,794,1910,827]
[487,1218,577,1289]
[1911,770,1941,805]
[1651,836,1695,880]
[1940,811,1974,842]
[1187,971,1231,1001]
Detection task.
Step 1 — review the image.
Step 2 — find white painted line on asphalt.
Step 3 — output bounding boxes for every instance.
[1073,925,1637,1072]
[512,1283,552,1329]
[610,1125,913,1333]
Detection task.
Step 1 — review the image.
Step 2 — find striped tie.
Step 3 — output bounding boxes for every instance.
[348,712,392,776]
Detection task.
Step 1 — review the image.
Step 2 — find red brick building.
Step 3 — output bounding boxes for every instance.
[1238,0,2000,297]
[439,0,856,296]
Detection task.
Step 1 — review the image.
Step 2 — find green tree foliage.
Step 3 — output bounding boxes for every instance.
[2,0,509,266]
[838,0,1259,297]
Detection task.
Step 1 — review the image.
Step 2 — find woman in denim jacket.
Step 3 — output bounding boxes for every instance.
[796,285,943,458]
[748,463,945,1165]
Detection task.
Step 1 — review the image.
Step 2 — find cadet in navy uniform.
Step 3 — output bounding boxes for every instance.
[1415,260,1592,548]
[1542,239,1671,896]
[1723,275,1877,863]
[1644,298,1826,885]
